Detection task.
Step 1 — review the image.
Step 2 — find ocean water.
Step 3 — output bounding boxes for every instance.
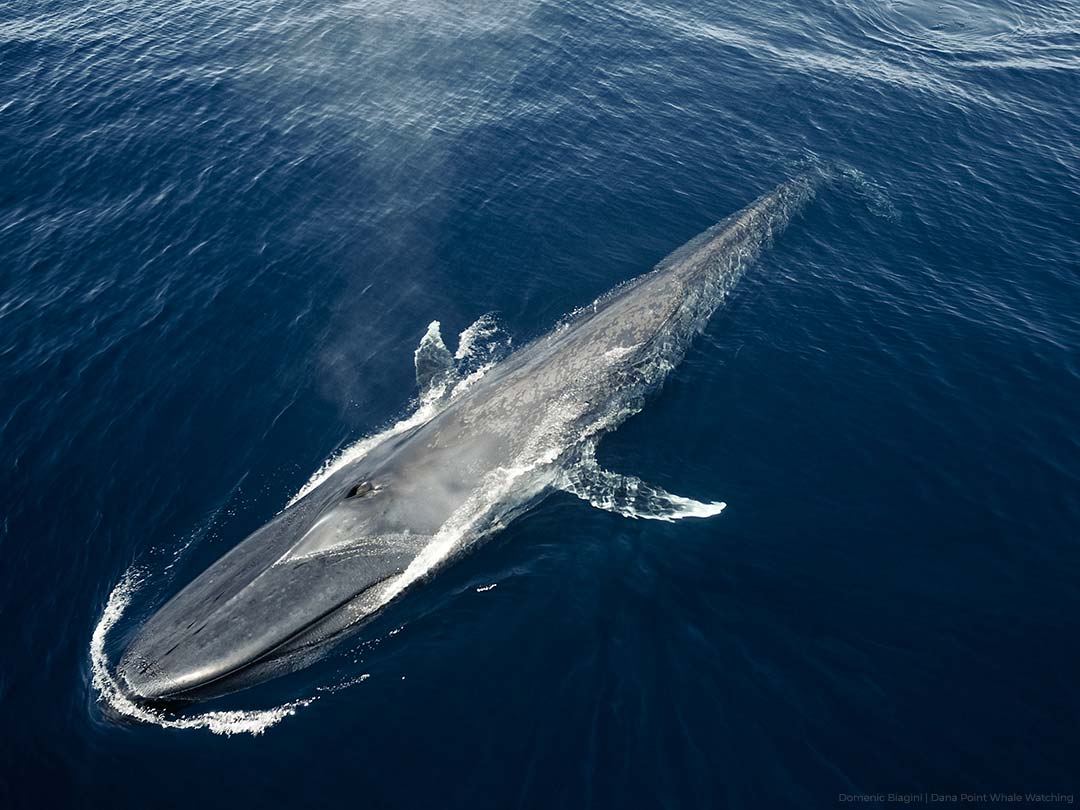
[2,0,1079,806]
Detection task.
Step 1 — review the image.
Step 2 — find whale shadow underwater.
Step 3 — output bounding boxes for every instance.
[117,173,825,704]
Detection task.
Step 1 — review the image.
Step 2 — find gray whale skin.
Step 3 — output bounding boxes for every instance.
[118,175,820,702]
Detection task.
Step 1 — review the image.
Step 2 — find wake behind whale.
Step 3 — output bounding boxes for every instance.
[94,173,824,723]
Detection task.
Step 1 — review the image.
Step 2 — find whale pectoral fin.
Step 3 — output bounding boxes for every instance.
[558,446,726,522]
[414,321,460,399]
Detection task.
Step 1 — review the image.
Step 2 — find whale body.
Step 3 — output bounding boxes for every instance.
[118,175,821,702]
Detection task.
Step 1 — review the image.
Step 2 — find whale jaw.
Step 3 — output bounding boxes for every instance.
[117,515,430,702]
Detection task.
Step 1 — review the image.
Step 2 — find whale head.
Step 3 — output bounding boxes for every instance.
[118,472,430,702]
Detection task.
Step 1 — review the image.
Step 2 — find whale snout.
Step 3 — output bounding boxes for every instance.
[117,595,275,702]
[117,643,213,703]
[116,517,430,702]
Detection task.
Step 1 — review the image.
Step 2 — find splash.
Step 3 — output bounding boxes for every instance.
[90,567,314,736]
[455,312,510,361]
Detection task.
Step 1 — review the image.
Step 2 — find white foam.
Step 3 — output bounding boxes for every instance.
[651,494,727,521]
[454,313,504,360]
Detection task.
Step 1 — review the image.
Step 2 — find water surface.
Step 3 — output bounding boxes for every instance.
[1,0,1078,806]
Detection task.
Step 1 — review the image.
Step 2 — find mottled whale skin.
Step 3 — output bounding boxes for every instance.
[118,175,820,702]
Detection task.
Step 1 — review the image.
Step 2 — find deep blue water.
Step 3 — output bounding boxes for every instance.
[2,0,1079,806]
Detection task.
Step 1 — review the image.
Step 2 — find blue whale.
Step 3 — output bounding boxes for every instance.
[118,175,821,701]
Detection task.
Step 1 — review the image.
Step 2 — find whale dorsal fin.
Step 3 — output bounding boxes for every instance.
[558,441,726,522]
[414,321,460,400]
